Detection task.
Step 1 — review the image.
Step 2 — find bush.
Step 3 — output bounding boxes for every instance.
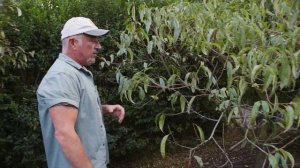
[117,0,300,167]
[1,0,182,167]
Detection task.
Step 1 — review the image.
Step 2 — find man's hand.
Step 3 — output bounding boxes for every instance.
[102,104,125,123]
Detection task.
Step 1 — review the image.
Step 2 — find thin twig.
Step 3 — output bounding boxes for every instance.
[277,134,300,151]
[246,138,268,155]
[208,112,224,141]
[213,137,233,168]
[190,109,219,122]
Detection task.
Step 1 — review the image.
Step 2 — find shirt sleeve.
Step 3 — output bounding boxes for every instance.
[37,72,80,110]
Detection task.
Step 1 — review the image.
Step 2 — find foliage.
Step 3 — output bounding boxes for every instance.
[2,0,299,167]
[117,0,300,167]
[0,1,45,167]
[1,0,183,167]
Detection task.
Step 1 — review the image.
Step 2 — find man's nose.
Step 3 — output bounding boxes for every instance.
[97,40,102,49]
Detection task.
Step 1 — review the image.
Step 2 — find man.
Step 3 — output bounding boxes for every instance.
[37,17,125,168]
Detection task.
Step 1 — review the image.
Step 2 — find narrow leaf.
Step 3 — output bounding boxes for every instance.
[227,62,233,88]
[138,86,145,100]
[167,74,177,86]
[159,113,166,132]
[268,154,278,168]
[279,56,292,89]
[284,105,294,132]
[159,77,166,91]
[251,65,262,83]
[184,72,191,84]
[194,124,205,142]
[116,72,121,83]
[238,77,248,103]
[17,7,22,16]
[187,96,196,113]
[261,101,270,113]
[193,156,204,167]
[160,134,170,158]
[180,95,186,112]
[251,101,261,124]
[292,97,300,116]
[279,149,295,168]
[147,41,153,54]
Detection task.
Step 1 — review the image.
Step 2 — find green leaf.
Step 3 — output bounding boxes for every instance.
[201,45,208,55]
[167,74,177,86]
[168,92,179,106]
[180,95,186,112]
[110,54,114,63]
[292,97,300,116]
[143,62,148,68]
[184,72,191,84]
[279,149,295,168]
[251,64,262,83]
[291,51,300,78]
[251,101,261,125]
[261,101,270,113]
[238,77,248,103]
[284,105,294,132]
[159,77,166,91]
[131,4,136,20]
[193,156,204,167]
[193,124,205,142]
[0,46,4,56]
[160,134,170,158]
[201,64,213,89]
[17,7,22,16]
[273,95,279,113]
[268,154,278,168]
[275,153,288,168]
[143,77,149,93]
[227,62,233,88]
[118,75,127,94]
[144,9,152,33]
[279,56,292,89]
[138,86,145,100]
[228,107,239,124]
[127,85,135,104]
[100,62,105,68]
[139,4,146,21]
[207,28,215,42]
[263,66,274,91]
[147,41,153,54]
[159,113,166,132]
[127,48,134,62]
[191,77,197,93]
[187,96,196,113]
[271,73,278,96]
[172,15,180,42]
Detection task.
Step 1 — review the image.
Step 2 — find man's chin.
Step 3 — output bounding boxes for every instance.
[86,59,96,66]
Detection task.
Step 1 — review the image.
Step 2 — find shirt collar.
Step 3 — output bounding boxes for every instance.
[58,53,92,76]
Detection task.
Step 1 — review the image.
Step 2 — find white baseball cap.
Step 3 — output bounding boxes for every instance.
[61,17,109,40]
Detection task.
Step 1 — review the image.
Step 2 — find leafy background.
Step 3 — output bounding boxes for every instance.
[0,0,300,167]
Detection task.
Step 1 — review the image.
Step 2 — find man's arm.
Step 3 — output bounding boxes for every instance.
[49,105,93,168]
[101,104,125,123]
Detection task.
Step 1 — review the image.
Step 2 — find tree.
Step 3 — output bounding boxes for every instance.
[0,0,171,167]
[117,0,300,167]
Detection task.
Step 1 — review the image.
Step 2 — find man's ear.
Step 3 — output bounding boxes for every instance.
[69,38,78,50]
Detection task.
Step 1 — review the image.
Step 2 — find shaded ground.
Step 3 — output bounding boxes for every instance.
[109,128,300,168]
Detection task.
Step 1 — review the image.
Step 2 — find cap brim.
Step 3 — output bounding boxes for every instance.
[84,29,109,36]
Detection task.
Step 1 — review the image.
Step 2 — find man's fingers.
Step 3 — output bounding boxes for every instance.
[117,109,125,123]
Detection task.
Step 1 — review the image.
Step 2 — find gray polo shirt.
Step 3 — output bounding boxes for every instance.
[37,53,109,168]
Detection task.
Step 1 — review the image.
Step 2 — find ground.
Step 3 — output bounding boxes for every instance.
[109,128,300,168]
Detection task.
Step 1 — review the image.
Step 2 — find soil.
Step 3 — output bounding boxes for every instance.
[109,128,300,168]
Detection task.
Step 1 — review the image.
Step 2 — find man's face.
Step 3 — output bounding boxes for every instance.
[76,34,101,66]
